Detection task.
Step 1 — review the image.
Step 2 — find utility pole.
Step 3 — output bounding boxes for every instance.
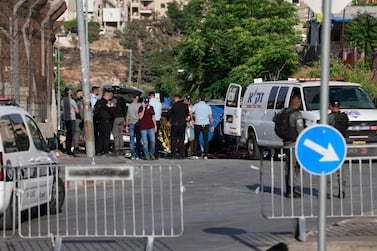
[128,49,133,84]
[76,0,95,157]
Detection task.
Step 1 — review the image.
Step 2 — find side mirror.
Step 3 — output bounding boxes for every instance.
[374,98,377,108]
[47,137,58,150]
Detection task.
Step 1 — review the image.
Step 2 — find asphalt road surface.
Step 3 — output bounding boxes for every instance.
[0,157,334,251]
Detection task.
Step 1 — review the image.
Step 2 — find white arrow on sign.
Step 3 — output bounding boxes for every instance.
[302,0,352,13]
[303,138,339,162]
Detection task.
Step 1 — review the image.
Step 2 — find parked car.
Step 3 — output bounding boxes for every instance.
[109,85,144,151]
[0,104,64,229]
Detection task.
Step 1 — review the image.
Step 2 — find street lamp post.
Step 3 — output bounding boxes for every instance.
[57,35,62,131]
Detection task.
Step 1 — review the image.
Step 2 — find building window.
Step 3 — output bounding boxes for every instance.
[161,3,166,8]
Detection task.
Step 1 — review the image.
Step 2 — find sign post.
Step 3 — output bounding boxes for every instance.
[296,125,347,251]
[301,0,352,250]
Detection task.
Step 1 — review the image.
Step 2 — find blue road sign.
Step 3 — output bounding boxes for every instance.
[295,124,346,175]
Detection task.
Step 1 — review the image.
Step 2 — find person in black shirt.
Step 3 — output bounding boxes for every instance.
[93,85,116,156]
[167,94,190,159]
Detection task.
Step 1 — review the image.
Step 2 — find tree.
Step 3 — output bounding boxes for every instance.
[119,19,177,89]
[167,0,186,35]
[177,0,301,98]
[345,12,377,69]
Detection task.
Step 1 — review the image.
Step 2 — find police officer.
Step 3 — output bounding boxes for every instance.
[283,94,305,198]
[94,85,116,156]
[327,100,349,199]
[111,86,127,156]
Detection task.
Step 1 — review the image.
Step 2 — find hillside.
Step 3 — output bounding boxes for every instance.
[60,37,131,88]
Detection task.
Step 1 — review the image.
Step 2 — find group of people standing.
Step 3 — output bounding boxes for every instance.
[61,84,215,160]
[166,93,214,160]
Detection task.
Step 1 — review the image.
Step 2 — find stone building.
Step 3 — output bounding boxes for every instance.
[0,1,67,132]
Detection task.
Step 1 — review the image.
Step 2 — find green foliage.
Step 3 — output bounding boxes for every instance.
[63,19,100,43]
[65,19,77,31]
[87,22,100,43]
[296,58,377,98]
[167,1,186,34]
[351,0,376,6]
[177,0,301,98]
[119,19,178,94]
[345,12,377,69]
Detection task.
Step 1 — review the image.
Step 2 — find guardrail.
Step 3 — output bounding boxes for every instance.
[260,144,377,239]
[0,164,184,251]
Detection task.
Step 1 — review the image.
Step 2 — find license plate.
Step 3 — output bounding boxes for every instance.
[353,141,366,145]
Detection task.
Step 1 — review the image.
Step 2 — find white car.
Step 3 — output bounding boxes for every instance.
[0,102,64,229]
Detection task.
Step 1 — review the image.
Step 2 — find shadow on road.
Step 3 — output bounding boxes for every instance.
[203,227,262,251]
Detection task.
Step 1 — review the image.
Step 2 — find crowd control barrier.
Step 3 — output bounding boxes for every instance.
[260,144,377,240]
[0,163,184,251]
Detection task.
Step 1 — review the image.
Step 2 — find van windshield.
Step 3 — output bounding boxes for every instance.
[304,86,375,110]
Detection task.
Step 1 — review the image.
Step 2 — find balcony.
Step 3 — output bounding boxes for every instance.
[140,6,152,14]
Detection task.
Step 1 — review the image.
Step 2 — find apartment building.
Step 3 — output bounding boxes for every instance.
[60,0,189,31]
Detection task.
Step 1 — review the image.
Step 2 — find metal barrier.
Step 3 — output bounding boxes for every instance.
[0,166,18,238]
[261,144,377,239]
[0,164,184,251]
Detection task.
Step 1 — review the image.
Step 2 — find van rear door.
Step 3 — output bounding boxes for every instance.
[224,83,242,136]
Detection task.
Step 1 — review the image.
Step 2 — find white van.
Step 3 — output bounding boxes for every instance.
[224,79,377,159]
[0,104,64,229]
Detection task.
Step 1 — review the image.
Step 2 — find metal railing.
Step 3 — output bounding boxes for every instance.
[261,145,377,220]
[0,163,184,251]
[260,144,377,240]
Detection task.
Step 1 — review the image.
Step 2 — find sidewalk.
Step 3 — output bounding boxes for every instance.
[285,216,377,251]
[55,150,132,165]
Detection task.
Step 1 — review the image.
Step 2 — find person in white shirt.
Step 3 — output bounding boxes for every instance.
[90,86,100,109]
[148,91,162,159]
[190,93,214,159]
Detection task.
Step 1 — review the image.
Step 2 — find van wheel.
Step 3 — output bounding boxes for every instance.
[0,195,18,230]
[247,132,260,160]
[50,177,65,214]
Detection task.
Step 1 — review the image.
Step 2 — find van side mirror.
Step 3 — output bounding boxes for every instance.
[374,98,377,108]
[47,137,58,150]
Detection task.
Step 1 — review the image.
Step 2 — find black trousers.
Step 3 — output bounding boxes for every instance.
[64,120,76,155]
[154,120,161,158]
[170,124,186,158]
[96,119,113,154]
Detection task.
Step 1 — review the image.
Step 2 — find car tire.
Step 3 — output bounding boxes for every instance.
[49,177,65,214]
[247,131,260,160]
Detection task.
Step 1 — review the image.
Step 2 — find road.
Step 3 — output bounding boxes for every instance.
[0,157,348,251]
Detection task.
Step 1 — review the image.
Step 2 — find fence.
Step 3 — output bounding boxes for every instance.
[260,144,377,239]
[0,163,184,251]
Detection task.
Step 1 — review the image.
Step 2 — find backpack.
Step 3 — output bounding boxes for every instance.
[333,112,349,137]
[273,108,298,141]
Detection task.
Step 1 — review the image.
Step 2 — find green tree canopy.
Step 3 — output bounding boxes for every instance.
[345,12,377,69]
[177,0,301,98]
